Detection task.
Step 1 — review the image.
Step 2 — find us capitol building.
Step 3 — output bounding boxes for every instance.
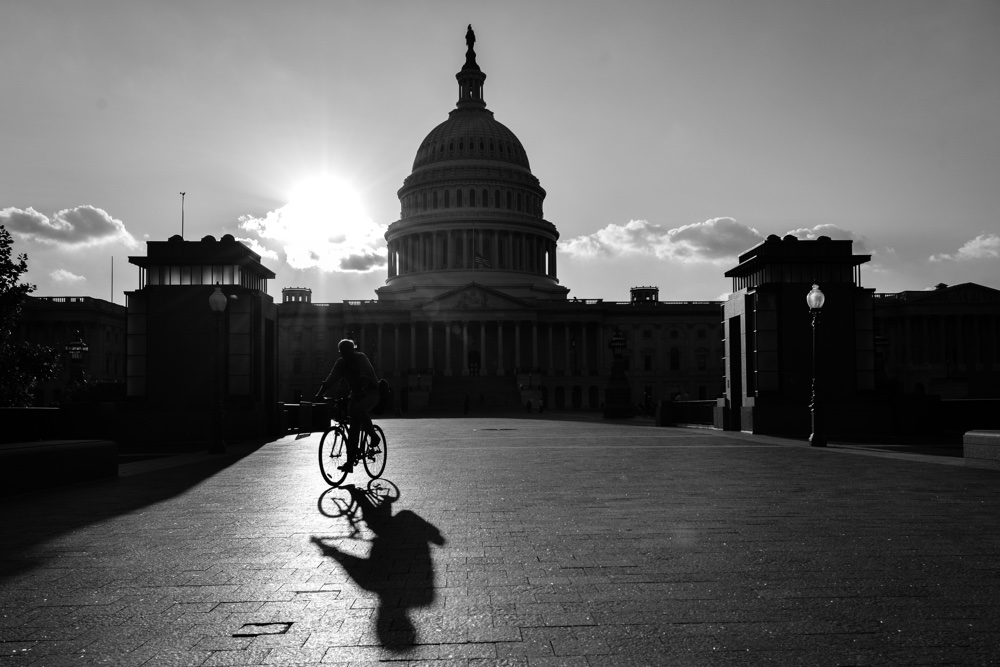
[278,27,724,412]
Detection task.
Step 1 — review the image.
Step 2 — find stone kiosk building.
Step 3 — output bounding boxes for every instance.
[278,30,725,413]
[126,234,278,441]
[719,235,875,435]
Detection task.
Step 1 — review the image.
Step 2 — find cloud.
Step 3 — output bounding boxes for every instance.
[784,224,870,253]
[560,217,764,264]
[929,233,1000,262]
[238,195,387,274]
[235,236,280,261]
[1,205,139,248]
[50,268,86,284]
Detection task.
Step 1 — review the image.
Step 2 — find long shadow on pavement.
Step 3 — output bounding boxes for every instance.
[0,441,266,582]
[311,481,445,652]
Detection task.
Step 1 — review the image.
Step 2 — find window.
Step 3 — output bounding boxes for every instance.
[696,349,708,371]
[670,348,680,371]
[644,355,653,371]
[456,189,462,207]
[670,329,679,340]
[292,357,302,374]
[643,329,652,339]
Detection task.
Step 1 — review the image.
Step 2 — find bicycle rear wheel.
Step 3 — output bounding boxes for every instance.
[362,424,387,479]
[319,426,349,486]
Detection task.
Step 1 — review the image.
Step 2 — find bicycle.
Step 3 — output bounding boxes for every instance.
[317,398,387,487]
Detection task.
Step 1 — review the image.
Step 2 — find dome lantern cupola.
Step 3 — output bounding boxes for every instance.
[456,24,487,110]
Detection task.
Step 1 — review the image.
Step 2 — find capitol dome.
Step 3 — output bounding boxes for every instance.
[377,26,568,303]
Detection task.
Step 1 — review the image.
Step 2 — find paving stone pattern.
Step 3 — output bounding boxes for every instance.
[2,417,1000,666]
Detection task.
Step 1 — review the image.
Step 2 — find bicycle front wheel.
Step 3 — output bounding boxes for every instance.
[319,426,349,486]
[362,424,387,479]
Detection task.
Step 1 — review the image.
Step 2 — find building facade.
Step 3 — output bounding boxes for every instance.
[873,282,1000,399]
[15,296,126,405]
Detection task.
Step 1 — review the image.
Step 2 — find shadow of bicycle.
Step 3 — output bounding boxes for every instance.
[312,480,445,651]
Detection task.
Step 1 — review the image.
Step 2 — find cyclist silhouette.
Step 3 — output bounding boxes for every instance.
[316,339,380,473]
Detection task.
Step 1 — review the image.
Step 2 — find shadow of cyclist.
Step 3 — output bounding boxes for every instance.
[311,483,445,650]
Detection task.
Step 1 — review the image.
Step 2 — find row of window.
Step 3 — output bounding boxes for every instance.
[142,265,267,291]
[421,136,524,163]
[401,188,541,217]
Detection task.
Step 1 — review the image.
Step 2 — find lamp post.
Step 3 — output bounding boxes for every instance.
[208,285,228,454]
[806,284,826,447]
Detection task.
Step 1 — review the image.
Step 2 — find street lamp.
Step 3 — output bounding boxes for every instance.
[806,284,826,447]
[64,330,89,384]
[209,285,228,454]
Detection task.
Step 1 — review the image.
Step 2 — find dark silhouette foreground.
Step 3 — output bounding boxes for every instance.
[311,483,445,650]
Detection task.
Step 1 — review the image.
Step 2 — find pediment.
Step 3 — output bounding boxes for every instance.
[418,283,531,312]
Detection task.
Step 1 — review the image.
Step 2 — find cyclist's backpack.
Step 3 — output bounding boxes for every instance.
[373,378,393,416]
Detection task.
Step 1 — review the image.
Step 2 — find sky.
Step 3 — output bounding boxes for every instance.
[2,0,999,306]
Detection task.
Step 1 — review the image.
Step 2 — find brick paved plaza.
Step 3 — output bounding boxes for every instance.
[2,417,999,666]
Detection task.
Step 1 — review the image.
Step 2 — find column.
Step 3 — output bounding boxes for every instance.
[532,322,538,370]
[410,323,417,370]
[427,322,434,373]
[445,320,453,376]
[481,321,487,374]
[462,320,469,376]
[394,324,400,374]
[514,322,521,371]
[548,323,555,374]
[497,321,505,376]
[581,324,589,375]
[564,324,571,374]
[448,232,455,269]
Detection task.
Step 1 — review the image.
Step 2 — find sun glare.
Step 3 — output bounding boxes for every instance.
[286,174,367,234]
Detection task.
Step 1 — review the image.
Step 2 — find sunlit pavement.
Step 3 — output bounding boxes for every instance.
[1,417,998,666]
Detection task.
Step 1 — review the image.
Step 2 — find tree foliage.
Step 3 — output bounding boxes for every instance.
[0,225,59,406]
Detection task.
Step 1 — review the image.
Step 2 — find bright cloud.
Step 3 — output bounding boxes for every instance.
[238,175,387,273]
[559,217,764,264]
[50,268,86,283]
[1,205,139,248]
[929,233,1000,262]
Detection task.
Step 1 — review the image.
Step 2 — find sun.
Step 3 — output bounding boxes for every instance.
[285,174,368,234]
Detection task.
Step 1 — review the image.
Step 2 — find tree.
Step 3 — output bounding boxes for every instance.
[0,225,59,406]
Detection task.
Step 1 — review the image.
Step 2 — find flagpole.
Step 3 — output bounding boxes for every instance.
[180,192,186,239]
